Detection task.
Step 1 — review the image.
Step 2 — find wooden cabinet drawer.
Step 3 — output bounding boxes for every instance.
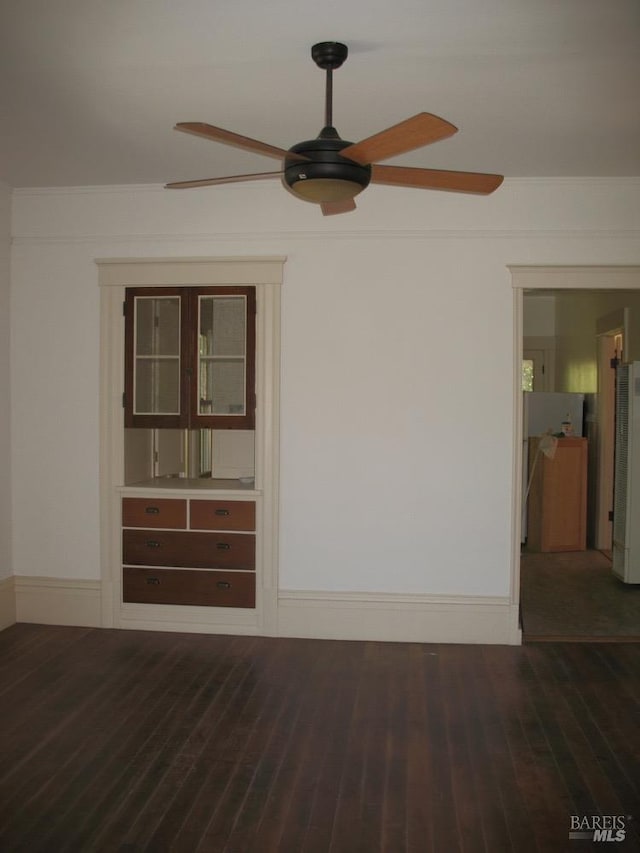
[122,529,255,570]
[123,567,255,608]
[122,498,187,529]
[190,500,256,531]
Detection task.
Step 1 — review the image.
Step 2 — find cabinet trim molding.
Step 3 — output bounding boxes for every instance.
[97,256,286,286]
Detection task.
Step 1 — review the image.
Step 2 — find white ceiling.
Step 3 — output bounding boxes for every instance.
[1,0,639,189]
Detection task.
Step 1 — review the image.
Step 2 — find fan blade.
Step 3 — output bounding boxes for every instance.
[166,171,283,189]
[174,122,308,161]
[320,198,357,216]
[371,164,503,194]
[339,113,457,166]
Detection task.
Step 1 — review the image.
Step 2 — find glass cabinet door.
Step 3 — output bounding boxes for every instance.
[125,287,188,429]
[192,286,255,429]
[125,286,255,430]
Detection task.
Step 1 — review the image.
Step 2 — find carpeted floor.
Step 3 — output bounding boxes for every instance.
[520,549,640,641]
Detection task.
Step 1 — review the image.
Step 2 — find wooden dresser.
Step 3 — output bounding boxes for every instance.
[527,436,588,552]
[122,494,256,608]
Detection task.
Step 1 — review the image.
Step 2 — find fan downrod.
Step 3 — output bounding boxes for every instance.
[311,42,348,132]
[311,42,348,70]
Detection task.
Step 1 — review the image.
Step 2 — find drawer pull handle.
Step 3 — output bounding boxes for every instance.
[216,542,231,550]
[215,508,230,517]
[216,581,231,590]
[146,540,161,549]
[146,577,161,585]
[145,506,160,514]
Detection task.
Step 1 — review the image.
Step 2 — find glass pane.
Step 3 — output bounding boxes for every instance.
[199,360,246,415]
[198,296,247,416]
[522,359,534,392]
[199,296,246,356]
[133,296,181,416]
[135,297,180,356]
[135,359,180,414]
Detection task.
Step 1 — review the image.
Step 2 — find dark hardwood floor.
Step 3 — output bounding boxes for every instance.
[1,624,639,852]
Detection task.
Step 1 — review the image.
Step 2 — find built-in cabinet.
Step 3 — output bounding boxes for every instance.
[98,257,283,635]
[122,284,259,615]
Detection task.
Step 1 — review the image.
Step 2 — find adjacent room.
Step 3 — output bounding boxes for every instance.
[521,288,640,641]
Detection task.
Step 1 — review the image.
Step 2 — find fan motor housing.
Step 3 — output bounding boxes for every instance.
[284,133,371,203]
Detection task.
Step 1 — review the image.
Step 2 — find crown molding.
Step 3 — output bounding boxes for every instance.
[11,176,640,198]
[11,228,640,248]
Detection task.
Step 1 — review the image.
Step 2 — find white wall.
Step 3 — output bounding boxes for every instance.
[9,178,640,602]
[0,182,11,581]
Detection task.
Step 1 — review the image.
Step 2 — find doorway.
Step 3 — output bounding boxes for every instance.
[511,266,640,641]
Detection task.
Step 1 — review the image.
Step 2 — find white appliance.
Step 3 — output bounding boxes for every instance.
[522,392,585,542]
[612,361,640,584]
[524,392,585,439]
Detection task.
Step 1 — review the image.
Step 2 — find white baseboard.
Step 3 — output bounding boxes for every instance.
[117,602,259,635]
[278,590,522,645]
[15,576,102,628]
[7,576,523,645]
[0,576,16,630]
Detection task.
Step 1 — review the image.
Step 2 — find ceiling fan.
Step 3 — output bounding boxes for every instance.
[166,42,503,215]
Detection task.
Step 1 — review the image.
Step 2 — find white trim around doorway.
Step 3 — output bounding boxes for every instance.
[510,264,640,635]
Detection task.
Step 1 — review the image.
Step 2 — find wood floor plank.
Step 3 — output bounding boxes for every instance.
[412,645,462,853]
[144,659,287,848]
[524,644,640,847]
[549,647,634,814]
[452,649,511,852]
[248,641,363,853]
[84,638,261,851]
[476,647,546,852]
[325,642,387,853]
[437,646,488,853]
[16,633,213,852]
[0,624,90,696]
[252,644,359,853]
[0,629,160,835]
[0,625,638,852]
[296,687,356,852]
[483,648,566,852]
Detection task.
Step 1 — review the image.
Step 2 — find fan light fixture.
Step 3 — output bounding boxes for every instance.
[287,177,363,203]
[166,41,504,215]
[283,126,372,203]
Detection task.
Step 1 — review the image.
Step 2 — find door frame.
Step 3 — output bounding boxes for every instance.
[509,266,640,620]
